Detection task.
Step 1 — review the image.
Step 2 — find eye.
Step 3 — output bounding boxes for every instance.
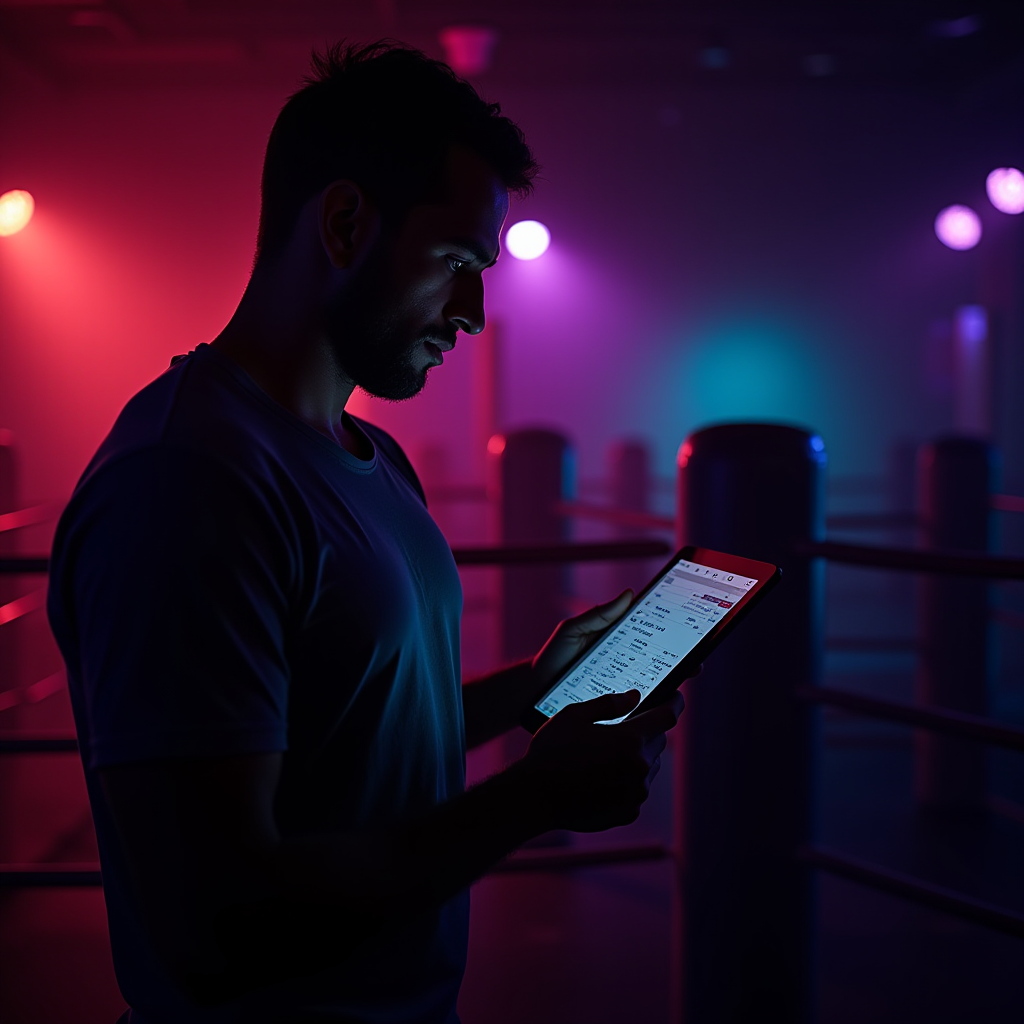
[445,255,466,272]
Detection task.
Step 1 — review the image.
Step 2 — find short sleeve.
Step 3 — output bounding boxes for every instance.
[53,447,298,770]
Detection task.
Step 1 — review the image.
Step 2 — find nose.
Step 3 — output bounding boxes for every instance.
[444,272,485,336]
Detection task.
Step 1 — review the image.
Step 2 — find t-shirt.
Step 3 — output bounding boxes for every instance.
[46,343,468,1024]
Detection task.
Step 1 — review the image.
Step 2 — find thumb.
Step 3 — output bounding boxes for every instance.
[559,590,634,641]
[578,688,642,722]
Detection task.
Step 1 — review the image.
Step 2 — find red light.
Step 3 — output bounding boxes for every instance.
[677,441,693,468]
[487,434,506,456]
[0,190,35,236]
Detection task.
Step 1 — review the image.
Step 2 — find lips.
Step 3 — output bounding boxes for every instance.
[425,337,455,353]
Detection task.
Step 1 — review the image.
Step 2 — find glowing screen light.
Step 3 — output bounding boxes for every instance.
[505,220,550,260]
[986,167,1024,215]
[0,190,34,236]
[934,205,982,251]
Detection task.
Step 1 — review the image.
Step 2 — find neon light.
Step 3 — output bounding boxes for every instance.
[0,190,34,236]
[505,220,550,260]
[487,434,506,456]
[985,167,1024,215]
[934,205,981,250]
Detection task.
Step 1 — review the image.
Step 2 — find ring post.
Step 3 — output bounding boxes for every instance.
[0,431,19,692]
[607,437,653,595]
[915,437,998,815]
[494,427,574,664]
[672,423,825,1024]
[0,431,21,865]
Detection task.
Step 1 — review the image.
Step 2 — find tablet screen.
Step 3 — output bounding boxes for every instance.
[534,557,759,724]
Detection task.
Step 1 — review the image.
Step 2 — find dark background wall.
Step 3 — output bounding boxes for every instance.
[1,3,1022,507]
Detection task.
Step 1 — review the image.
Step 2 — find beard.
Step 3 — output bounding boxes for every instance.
[324,252,456,403]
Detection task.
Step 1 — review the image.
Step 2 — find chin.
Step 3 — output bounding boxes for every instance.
[363,369,429,403]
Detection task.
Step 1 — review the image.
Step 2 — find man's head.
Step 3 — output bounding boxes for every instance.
[253,41,537,402]
[255,40,537,267]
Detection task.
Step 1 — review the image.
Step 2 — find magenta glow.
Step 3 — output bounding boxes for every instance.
[985,167,1024,215]
[934,205,982,250]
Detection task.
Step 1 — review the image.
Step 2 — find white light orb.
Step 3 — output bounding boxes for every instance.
[0,189,34,236]
[934,205,982,251]
[986,167,1024,215]
[505,220,550,260]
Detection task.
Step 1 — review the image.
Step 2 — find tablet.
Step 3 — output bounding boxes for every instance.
[522,546,781,733]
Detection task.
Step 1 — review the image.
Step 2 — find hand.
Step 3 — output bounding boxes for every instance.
[530,589,702,699]
[531,590,636,690]
[519,687,686,833]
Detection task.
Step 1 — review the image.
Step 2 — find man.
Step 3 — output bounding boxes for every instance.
[47,41,684,1023]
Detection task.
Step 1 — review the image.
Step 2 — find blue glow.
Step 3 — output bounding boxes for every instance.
[810,435,825,452]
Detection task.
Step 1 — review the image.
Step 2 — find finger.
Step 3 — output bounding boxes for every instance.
[627,691,686,740]
[563,688,641,723]
[644,732,668,760]
[561,590,634,639]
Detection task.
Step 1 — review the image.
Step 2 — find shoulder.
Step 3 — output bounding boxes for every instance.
[74,347,297,507]
[53,351,309,592]
[351,417,427,507]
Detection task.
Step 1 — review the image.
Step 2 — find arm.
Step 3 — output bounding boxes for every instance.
[100,685,683,1006]
[462,590,636,748]
[461,659,536,748]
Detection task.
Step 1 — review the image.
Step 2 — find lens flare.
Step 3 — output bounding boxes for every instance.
[934,205,981,251]
[0,190,35,236]
[505,220,550,260]
[985,167,1024,215]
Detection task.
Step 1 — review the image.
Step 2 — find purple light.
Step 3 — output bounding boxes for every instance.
[505,220,550,260]
[986,167,1024,215]
[934,205,982,251]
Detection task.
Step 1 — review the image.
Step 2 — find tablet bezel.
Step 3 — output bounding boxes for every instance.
[520,544,781,734]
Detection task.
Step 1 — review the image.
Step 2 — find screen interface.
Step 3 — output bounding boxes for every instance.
[535,557,759,724]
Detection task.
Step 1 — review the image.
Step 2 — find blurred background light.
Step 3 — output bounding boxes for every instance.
[929,15,982,37]
[934,204,982,250]
[438,25,498,77]
[985,167,1024,214]
[801,54,837,77]
[505,219,550,260]
[698,45,731,70]
[0,189,35,236]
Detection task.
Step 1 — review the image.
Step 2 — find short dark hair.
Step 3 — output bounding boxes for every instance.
[254,40,538,264]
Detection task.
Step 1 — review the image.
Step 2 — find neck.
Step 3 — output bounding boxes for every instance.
[211,265,361,454]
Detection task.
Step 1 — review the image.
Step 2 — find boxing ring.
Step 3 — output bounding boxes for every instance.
[1,424,1022,1023]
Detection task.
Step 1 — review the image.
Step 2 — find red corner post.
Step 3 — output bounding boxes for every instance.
[672,423,825,1024]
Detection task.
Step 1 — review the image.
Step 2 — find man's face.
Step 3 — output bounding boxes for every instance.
[329,147,510,401]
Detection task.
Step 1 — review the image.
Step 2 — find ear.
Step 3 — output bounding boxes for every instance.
[318,180,379,270]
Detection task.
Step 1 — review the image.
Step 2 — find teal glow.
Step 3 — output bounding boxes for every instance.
[679,322,823,427]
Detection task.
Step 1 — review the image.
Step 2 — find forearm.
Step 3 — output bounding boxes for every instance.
[178,760,550,1002]
[461,659,538,748]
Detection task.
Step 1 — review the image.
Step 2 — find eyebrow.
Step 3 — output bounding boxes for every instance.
[450,239,499,268]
